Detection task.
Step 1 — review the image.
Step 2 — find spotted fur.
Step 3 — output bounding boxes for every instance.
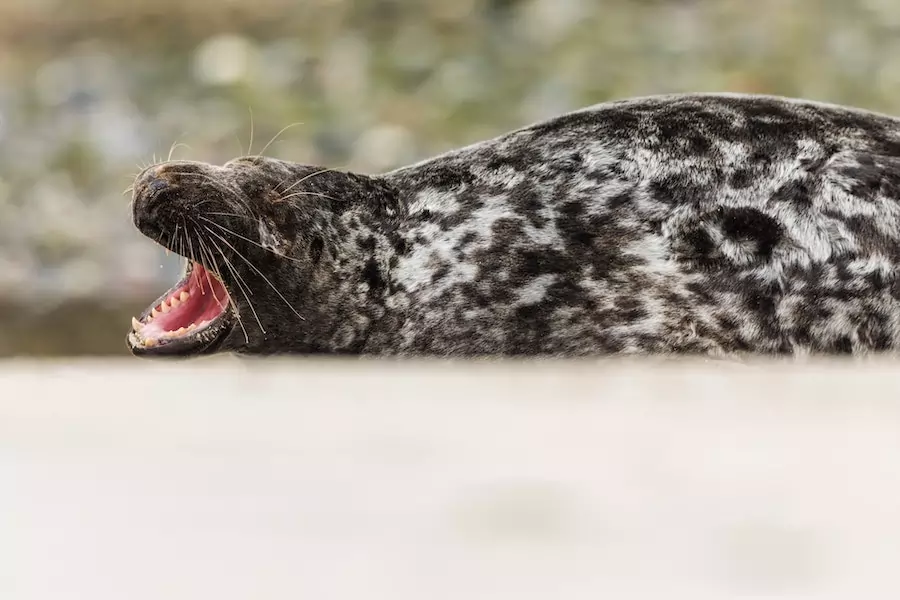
[129,93,900,357]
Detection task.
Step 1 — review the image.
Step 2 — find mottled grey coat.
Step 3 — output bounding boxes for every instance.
[128,93,900,358]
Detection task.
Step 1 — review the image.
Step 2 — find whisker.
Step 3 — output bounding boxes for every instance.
[278,190,339,203]
[196,235,225,309]
[198,216,305,264]
[206,211,256,220]
[195,196,257,222]
[173,221,182,256]
[208,245,251,343]
[201,228,255,299]
[200,221,266,328]
[247,106,255,157]
[276,167,334,195]
[185,223,199,287]
[202,225,306,321]
[161,170,221,186]
[167,141,193,162]
[204,231,263,338]
[178,217,191,269]
[255,121,304,159]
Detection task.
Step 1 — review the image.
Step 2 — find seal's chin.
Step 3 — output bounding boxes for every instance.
[127,261,234,357]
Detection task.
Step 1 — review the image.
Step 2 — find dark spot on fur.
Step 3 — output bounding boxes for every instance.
[431,263,450,283]
[717,315,739,332]
[729,169,755,189]
[554,152,584,173]
[557,201,594,246]
[457,231,477,249]
[361,258,385,295]
[420,165,473,189]
[839,154,900,202]
[511,182,546,228]
[357,235,376,251]
[438,211,471,231]
[649,176,709,206]
[514,248,576,278]
[393,237,409,255]
[686,134,712,155]
[799,154,829,172]
[770,179,813,208]
[743,280,781,332]
[616,296,648,321]
[858,313,893,351]
[607,190,633,210]
[863,267,891,291]
[683,227,715,259]
[719,207,783,259]
[844,215,900,260]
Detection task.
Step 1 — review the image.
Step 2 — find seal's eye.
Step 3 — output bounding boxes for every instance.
[310,236,324,265]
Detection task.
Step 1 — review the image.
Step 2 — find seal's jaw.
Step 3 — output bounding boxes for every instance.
[127,261,235,357]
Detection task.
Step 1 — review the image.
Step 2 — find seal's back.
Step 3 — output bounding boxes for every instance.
[380,94,900,356]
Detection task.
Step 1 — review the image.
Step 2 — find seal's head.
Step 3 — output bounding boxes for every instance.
[126,156,401,358]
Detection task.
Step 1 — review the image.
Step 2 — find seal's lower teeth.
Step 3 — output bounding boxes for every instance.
[132,260,231,347]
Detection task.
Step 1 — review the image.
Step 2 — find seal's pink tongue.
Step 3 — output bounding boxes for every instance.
[141,263,229,337]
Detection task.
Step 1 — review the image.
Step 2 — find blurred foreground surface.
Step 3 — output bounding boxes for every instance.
[3,357,900,599]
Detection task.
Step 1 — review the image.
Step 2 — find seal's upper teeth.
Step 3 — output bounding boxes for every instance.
[132,317,142,331]
[180,291,190,302]
[151,307,160,319]
[169,296,180,308]
[161,302,170,313]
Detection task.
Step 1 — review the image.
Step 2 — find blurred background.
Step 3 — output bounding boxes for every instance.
[2,0,900,356]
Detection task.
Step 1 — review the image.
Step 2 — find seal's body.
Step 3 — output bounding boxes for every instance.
[127,93,900,358]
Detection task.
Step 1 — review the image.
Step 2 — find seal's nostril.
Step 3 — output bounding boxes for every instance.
[147,177,169,202]
[149,178,168,193]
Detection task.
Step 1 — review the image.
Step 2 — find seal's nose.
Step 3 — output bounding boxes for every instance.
[131,168,170,238]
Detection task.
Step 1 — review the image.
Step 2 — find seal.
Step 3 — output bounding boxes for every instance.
[126,92,900,358]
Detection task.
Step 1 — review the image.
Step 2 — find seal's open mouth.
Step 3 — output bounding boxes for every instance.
[128,261,234,356]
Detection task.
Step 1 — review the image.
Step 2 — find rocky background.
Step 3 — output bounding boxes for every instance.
[2,0,899,356]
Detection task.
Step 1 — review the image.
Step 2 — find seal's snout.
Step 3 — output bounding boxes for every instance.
[131,169,171,241]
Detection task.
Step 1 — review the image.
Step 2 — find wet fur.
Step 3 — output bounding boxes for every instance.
[131,93,900,357]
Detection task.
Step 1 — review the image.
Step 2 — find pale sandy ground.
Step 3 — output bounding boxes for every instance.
[2,357,900,600]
